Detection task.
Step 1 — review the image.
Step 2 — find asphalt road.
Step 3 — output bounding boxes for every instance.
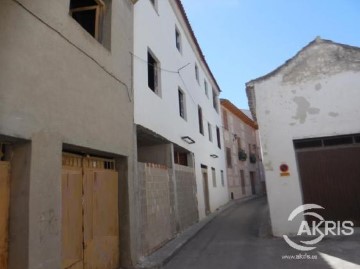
[164,197,360,269]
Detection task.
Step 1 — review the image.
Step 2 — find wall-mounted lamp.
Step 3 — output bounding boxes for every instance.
[210,154,218,158]
[181,136,195,144]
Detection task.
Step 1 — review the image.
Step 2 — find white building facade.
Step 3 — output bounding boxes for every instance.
[246,38,360,236]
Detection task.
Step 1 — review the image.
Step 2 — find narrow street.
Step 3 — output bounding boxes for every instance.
[164,197,360,269]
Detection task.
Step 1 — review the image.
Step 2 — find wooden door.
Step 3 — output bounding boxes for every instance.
[62,164,84,269]
[202,170,210,216]
[0,161,10,269]
[250,172,256,195]
[62,154,119,269]
[83,168,119,269]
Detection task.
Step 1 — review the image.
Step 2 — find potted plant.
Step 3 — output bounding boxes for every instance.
[238,149,247,161]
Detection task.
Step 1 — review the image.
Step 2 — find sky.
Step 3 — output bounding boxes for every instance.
[181,0,360,109]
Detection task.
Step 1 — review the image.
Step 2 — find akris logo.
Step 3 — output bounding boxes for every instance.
[283,204,354,251]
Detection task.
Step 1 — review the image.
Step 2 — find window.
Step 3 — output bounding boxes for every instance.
[148,49,160,95]
[204,80,209,97]
[212,88,219,112]
[226,148,232,168]
[178,88,186,119]
[69,0,111,48]
[237,137,241,150]
[195,64,199,83]
[174,151,188,166]
[212,167,216,187]
[221,170,225,187]
[208,122,212,142]
[216,126,221,149]
[223,109,229,130]
[198,106,204,135]
[175,27,182,52]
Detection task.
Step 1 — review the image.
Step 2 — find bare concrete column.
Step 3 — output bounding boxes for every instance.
[28,132,62,269]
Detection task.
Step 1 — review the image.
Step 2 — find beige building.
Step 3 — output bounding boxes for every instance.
[221,99,265,200]
[0,0,137,268]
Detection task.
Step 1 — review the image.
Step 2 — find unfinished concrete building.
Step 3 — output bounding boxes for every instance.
[0,0,138,268]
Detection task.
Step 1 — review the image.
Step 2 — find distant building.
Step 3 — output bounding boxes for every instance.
[0,0,136,268]
[133,0,229,256]
[221,99,265,200]
[246,38,360,236]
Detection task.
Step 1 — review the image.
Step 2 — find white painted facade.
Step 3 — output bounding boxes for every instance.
[246,39,360,236]
[133,0,229,219]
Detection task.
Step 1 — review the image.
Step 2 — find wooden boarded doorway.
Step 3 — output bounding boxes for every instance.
[62,154,119,269]
[0,161,10,269]
[201,166,210,216]
[295,135,360,226]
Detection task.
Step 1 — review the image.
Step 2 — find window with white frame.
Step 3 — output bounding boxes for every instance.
[178,88,186,119]
[212,88,219,112]
[147,49,160,95]
[204,80,209,97]
[195,63,199,83]
[175,27,182,52]
[208,122,212,142]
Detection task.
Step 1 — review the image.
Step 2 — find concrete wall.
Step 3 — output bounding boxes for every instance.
[221,106,263,200]
[249,39,360,236]
[138,163,172,256]
[0,0,135,268]
[134,0,229,220]
[174,164,198,231]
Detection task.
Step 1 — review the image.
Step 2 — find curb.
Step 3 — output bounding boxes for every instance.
[136,195,262,269]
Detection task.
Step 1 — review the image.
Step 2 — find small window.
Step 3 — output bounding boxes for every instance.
[221,170,225,187]
[175,27,182,52]
[223,109,229,130]
[195,64,199,83]
[212,88,219,112]
[212,167,216,187]
[237,137,241,150]
[70,0,111,48]
[204,80,209,97]
[148,49,160,95]
[198,106,204,135]
[208,122,212,142]
[226,147,232,168]
[216,126,221,149]
[178,88,186,119]
[174,151,188,166]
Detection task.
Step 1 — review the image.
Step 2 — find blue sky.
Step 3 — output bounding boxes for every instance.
[181,0,360,109]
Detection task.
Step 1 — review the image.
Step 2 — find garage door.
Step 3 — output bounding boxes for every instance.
[62,154,119,269]
[295,134,360,226]
[0,161,10,269]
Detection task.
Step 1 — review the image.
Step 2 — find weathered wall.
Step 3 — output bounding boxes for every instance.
[251,40,360,236]
[221,106,263,200]
[0,0,135,268]
[174,164,198,231]
[138,163,172,257]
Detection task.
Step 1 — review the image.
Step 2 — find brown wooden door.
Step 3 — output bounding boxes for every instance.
[250,172,256,195]
[0,161,10,269]
[62,154,119,269]
[297,146,360,225]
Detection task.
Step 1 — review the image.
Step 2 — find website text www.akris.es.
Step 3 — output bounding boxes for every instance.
[282,253,318,260]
